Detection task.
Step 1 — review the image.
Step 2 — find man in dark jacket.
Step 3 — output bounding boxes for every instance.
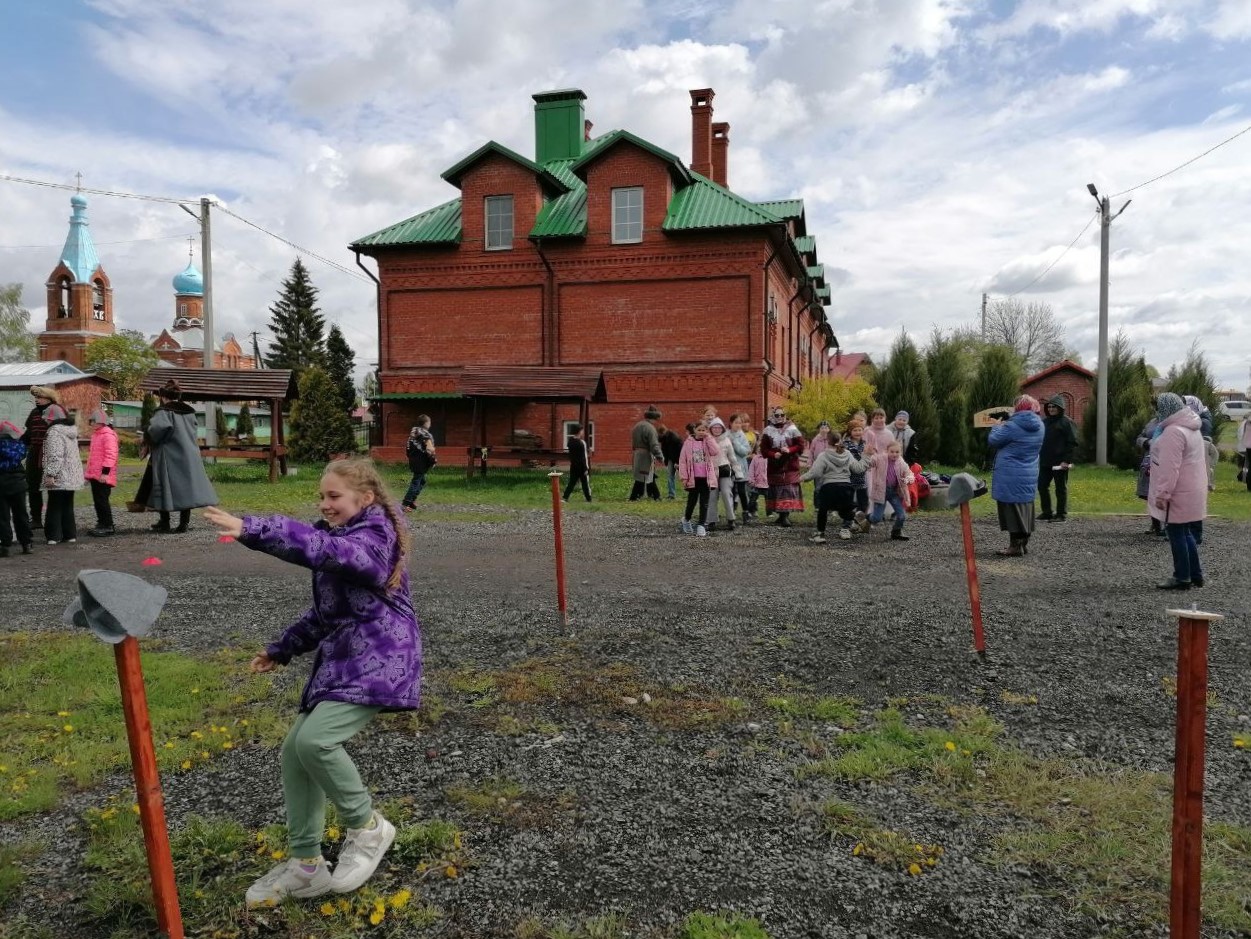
[402,416,436,510]
[562,422,591,502]
[22,386,57,529]
[1038,394,1078,521]
[657,423,683,499]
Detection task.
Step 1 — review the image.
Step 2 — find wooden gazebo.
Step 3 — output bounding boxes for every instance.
[139,368,298,482]
[458,366,607,476]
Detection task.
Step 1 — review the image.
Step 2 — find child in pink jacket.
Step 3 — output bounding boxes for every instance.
[867,441,915,541]
[85,408,119,537]
[677,422,719,537]
[748,442,769,518]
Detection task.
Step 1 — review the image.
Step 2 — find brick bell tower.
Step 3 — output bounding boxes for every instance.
[40,194,115,367]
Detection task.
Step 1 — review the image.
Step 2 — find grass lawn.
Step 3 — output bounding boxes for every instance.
[188,458,1251,523]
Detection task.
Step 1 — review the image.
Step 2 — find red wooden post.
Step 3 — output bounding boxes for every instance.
[1168,607,1223,939]
[114,636,184,939]
[959,502,985,654]
[548,471,568,623]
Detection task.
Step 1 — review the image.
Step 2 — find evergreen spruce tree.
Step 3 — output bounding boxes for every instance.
[876,331,938,462]
[968,345,1024,468]
[290,366,355,464]
[140,393,158,433]
[265,258,326,380]
[1166,343,1225,435]
[924,328,971,467]
[324,324,357,413]
[1080,332,1159,468]
[215,406,230,440]
[236,403,255,439]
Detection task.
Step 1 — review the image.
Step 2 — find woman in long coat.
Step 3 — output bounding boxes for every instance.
[759,407,806,527]
[987,395,1044,557]
[629,406,664,501]
[137,381,218,532]
[1148,393,1208,590]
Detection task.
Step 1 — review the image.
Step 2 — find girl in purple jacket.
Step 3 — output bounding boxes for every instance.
[205,459,420,907]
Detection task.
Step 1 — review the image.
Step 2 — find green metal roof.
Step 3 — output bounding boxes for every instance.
[815,284,831,303]
[441,141,568,195]
[757,199,805,220]
[794,235,816,256]
[807,264,825,284]
[664,173,783,231]
[569,130,690,184]
[530,159,588,238]
[351,199,462,248]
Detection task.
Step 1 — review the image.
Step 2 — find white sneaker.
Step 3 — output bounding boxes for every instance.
[838,528,852,540]
[66,538,77,544]
[809,533,827,544]
[680,520,693,534]
[330,812,395,894]
[695,525,707,537]
[46,540,58,546]
[245,858,333,907]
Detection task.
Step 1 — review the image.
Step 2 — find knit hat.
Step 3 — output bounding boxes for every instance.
[30,385,60,403]
[90,407,111,425]
[1014,395,1040,413]
[644,406,662,420]
[1157,392,1185,421]
[0,420,21,439]
[44,404,69,422]
[157,380,182,400]
[895,411,909,421]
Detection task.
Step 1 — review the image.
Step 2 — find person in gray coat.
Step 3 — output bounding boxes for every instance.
[136,381,218,532]
[629,406,664,501]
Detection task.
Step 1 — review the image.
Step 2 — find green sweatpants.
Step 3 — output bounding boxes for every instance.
[281,700,381,858]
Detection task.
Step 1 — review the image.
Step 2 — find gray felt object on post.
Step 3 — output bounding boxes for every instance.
[63,569,168,645]
[947,473,989,508]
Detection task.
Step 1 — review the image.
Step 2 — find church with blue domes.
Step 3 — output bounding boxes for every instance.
[150,252,255,369]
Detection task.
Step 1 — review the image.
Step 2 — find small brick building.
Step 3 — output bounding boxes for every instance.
[352,88,837,466]
[1020,360,1093,425]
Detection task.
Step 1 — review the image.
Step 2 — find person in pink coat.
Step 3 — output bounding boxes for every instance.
[1148,393,1208,590]
[677,422,720,536]
[85,407,119,537]
[863,408,894,507]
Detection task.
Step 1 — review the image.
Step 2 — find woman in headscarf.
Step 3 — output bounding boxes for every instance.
[135,381,218,532]
[1149,393,1208,590]
[759,406,806,527]
[987,395,1044,557]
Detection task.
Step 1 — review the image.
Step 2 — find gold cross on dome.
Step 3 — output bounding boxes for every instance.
[74,172,83,191]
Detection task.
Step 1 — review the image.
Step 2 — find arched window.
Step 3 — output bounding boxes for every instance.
[93,280,106,320]
[179,303,187,316]
[59,279,71,317]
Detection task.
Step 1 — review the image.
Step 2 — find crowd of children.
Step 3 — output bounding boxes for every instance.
[660,405,920,543]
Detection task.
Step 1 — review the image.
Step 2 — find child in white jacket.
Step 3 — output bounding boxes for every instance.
[41,405,84,545]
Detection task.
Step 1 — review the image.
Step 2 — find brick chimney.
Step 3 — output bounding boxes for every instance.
[689,88,714,179]
[711,121,730,188]
[584,119,594,142]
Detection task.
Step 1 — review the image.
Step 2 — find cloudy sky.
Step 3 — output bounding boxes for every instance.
[2,0,1249,390]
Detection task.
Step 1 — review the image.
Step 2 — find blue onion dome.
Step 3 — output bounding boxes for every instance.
[172,260,204,296]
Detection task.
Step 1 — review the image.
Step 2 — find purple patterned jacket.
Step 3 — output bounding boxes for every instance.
[239,505,422,712]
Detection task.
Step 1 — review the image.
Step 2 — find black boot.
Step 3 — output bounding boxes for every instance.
[174,509,191,533]
[775,512,791,528]
[152,511,172,533]
[0,545,9,558]
[21,543,33,555]
[628,482,645,501]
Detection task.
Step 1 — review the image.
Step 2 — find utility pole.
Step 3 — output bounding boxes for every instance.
[981,293,988,340]
[250,331,263,367]
[1087,184,1131,467]
[179,198,217,447]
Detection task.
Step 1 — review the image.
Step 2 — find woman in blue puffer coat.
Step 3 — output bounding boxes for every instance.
[988,394,1044,557]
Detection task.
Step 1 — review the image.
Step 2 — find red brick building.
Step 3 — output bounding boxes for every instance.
[38,196,115,368]
[352,88,836,465]
[1020,359,1093,426]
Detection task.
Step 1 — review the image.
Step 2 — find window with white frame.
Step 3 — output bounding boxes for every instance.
[611,187,643,243]
[562,420,595,452]
[485,195,514,250]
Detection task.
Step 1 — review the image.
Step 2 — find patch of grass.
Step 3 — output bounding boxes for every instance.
[648,695,749,730]
[79,802,446,938]
[514,914,630,939]
[493,714,561,737]
[0,843,32,910]
[445,777,527,815]
[818,799,944,875]
[998,690,1039,706]
[0,634,287,820]
[680,911,771,938]
[764,694,859,726]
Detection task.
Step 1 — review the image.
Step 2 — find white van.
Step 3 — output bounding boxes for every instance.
[1219,400,1251,419]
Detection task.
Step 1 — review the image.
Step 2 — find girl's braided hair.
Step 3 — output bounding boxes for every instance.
[323,458,410,590]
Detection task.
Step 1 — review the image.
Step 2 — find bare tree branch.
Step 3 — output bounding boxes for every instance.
[983,298,1068,373]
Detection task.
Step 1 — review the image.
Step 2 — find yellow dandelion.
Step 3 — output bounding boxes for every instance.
[271,850,285,860]
[326,826,340,840]
[164,742,175,749]
[389,889,412,910]
[181,760,192,770]
[961,749,971,756]
[852,842,864,857]
[943,741,956,752]
[63,724,74,733]
[191,688,200,695]
[453,831,463,849]
[131,804,141,814]
[1234,738,1246,749]
[0,765,7,773]
[240,719,250,727]
[256,832,266,842]
[319,902,336,916]
[369,910,385,926]
[337,898,351,913]
[907,862,922,876]
[445,864,458,878]
[200,751,210,759]
[57,710,70,717]
[925,857,938,867]
[190,731,203,739]
[222,741,234,750]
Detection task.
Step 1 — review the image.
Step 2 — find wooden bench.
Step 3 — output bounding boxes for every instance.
[200,444,289,482]
[465,446,568,477]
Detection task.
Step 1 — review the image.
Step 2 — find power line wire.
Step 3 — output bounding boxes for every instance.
[995,209,1099,300]
[213,203,371,283]
[1110,120,1251,197]
[0,172,185,204]
[0,232,197,250]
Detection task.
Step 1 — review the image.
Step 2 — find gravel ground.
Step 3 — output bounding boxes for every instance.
[2,502,1250,938]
